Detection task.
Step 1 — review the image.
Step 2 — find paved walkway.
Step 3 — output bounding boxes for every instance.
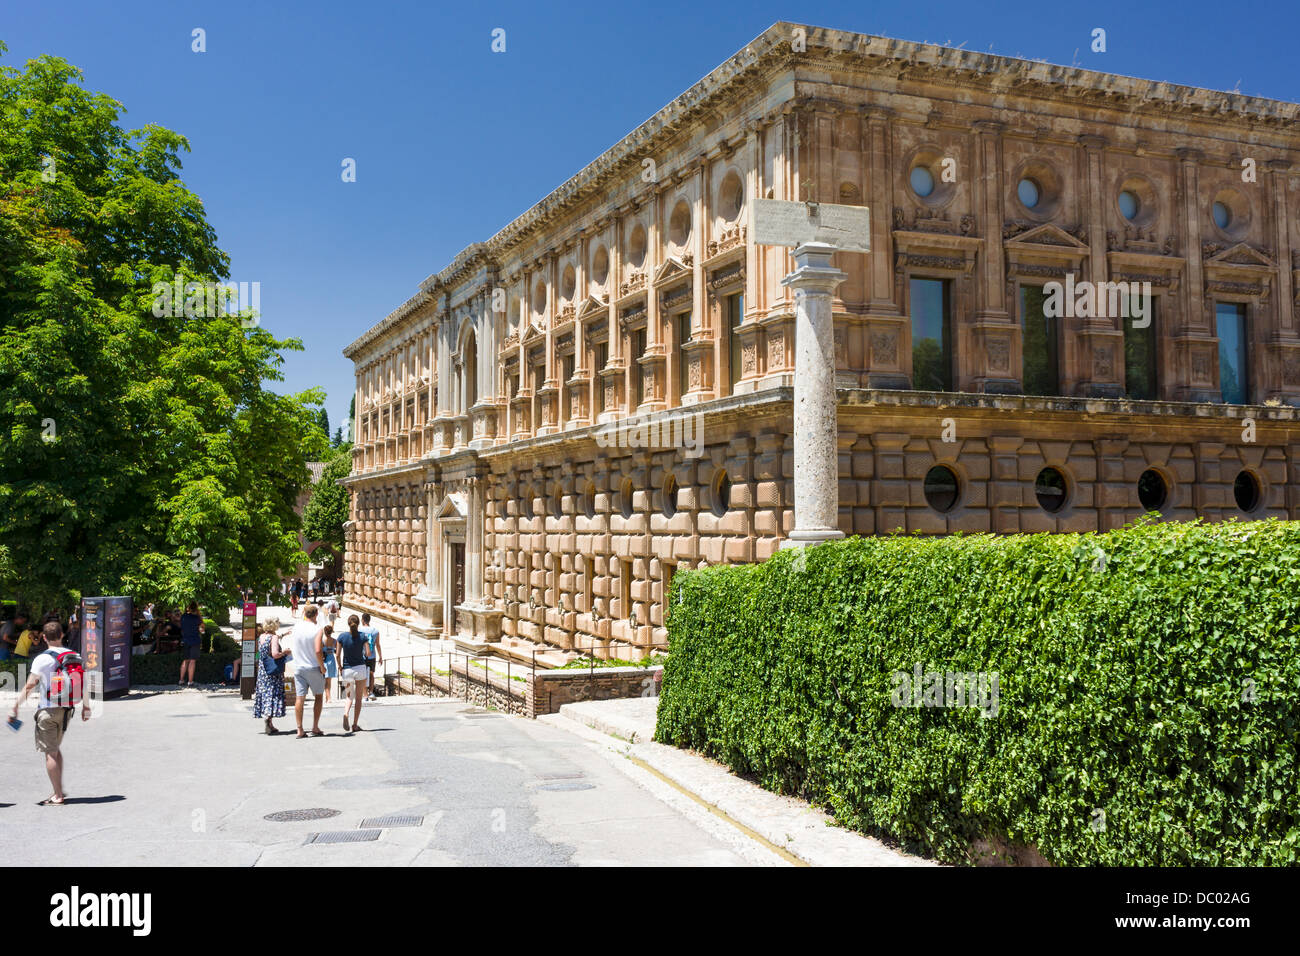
[550,698,935,867]
[0,688,786,866]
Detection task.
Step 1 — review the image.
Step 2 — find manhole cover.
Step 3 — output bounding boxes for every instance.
[307,830,381,844]
[360,814,424,829]
[265,808,341,823]
[538,782,596,792]
[536,772,585,780]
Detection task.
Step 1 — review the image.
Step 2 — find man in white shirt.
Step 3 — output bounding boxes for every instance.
[8,621,91,806]
[286,605,326,738]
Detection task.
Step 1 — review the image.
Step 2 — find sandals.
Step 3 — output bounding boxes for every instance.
[342,716,350,733]
[38,796,65,806]
[309,729,324,737]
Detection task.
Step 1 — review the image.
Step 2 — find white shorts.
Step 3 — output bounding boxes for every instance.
[342,665,368,684]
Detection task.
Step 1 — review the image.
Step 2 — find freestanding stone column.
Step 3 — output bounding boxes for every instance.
[780,241,846,548]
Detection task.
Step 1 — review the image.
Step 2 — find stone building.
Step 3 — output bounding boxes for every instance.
[341,22,1300,653]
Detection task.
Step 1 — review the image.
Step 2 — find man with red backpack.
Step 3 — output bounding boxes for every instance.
[8,620,91,806]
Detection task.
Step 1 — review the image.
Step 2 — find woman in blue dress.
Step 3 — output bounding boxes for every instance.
[321,624,338,703]
[253,620,288,734]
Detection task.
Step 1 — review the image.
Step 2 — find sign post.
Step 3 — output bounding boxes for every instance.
[80,596,132,696]
[751,199,869,548]
[240,601,257,700]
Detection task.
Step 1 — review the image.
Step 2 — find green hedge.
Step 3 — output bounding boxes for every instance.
[655,519,1300,866]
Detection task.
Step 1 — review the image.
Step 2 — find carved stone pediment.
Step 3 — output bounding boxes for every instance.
[653,256,691,286]
[1204,241,1275,270]
[577,295,608,320]
[521,320,547,347]
[434,493,467,522]
[1004,222,1089,250]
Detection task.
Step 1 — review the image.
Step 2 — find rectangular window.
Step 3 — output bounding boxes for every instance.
[620,559,633,620]
[562,353,574,385]
[677,313,691,401]
[1217,302,1249,404]
[632,329,646,407]
[727,293,744,393]
[595,343,608,413]
[1123,297,1158,400]
[662,561,676,623]
[1020,285,1060,396]
[910,278,952,391]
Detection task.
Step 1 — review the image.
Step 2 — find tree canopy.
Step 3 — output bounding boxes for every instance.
[302,443,352,556]
[0,50,328,615]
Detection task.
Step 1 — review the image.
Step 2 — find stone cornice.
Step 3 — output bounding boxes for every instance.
[343,290,433,359]
[343,21,1300,363]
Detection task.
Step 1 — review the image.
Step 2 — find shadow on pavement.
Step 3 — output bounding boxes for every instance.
[61,796,126,805]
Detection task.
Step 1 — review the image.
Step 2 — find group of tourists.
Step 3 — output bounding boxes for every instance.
[1,608,80,662]
[252,605,383,738]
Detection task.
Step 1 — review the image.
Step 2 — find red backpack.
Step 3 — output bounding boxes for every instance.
[43,649,85,707]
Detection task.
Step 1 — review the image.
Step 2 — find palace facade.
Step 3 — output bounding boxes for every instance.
[342,23,1300,653]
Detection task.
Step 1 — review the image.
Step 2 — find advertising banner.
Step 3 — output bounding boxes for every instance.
[80,596,132,696]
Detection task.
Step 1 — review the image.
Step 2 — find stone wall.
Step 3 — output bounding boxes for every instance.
[381,659,663,718]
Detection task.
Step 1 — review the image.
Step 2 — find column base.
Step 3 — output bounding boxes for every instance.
[780,529,846,549]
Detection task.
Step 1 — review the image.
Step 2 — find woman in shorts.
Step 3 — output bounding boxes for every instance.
[335,615,371,733]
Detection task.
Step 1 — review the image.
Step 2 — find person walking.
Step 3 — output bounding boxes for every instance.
[8,621,91,806]
[321,624,338,703]
[285,605,326,738]
[178,602,203,687]
[335,615,371,733]
[359,613,382,701]
[253,619,288,735]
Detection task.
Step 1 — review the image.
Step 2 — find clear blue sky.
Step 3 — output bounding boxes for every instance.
[4,0,1298,436]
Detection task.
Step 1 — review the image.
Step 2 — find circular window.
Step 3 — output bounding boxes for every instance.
[661,475,677,518]
[711,470,732,517]
[1137,469,1167,511]
[718,171,744,222]
[1034,467,1068,514]
[923,465,960,514]
[668,200,692,247]
[909,165,935,198]
[1118,190,1140,221]
[1212,201,1232,230]
[1233,470,1260,513]
[627,224,647,268]
[1017,178,1041,209]
[561,265,576,301]
[619,478,634,519]
[591,246,609,286]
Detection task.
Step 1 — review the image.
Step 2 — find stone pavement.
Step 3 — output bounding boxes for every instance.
[0,687,787,866]
[550,697,936,867]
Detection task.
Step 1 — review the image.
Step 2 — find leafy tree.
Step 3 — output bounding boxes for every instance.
[302,443,352,555]
[0,50,327,616]
[331,426,342,447]
[314,405,329,440]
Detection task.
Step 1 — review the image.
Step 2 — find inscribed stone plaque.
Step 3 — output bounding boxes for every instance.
[752,199,871,253]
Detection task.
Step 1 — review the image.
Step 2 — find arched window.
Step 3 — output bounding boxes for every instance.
[462,330,478,412]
